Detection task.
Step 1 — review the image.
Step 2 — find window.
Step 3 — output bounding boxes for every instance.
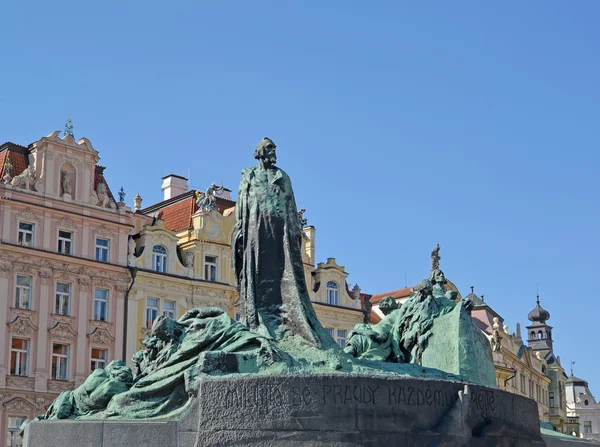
[93,289,109,321]
[57,230,73,255]
[584,421,592,434]
[326,281,339,306]
[15,275,32,310]
[325,327,334,337]
[91,348,107,371]
[204,255,218,281]
[18,222,34,247]
[585,399,589,406]
[235,313,241,322]
[337,329,347,348]
[520,374,526,393]
[549,392,554,408]
[7,416,27,447]
[95,238,110,262]
[55,282,71,315]
[146,298,160,328]
[10,338,29,376]
[163,300,176,319]
[52,344,69,380]
[152,245,167,273]
[529,380,534,398]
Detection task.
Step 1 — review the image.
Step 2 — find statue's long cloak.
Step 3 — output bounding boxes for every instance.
[233,166,335,349]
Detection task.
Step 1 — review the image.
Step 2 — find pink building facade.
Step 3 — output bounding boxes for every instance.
[0,132,132,447]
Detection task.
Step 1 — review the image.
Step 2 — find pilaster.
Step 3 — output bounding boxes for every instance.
[34,279,51,392]
[75,282,89,386]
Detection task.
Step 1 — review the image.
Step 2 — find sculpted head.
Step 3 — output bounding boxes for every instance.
[379,296,399,316]
[254,137,277,168]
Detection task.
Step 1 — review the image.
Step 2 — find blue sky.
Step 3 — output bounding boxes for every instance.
[2,2,599,386]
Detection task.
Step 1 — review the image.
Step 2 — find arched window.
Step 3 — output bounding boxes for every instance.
[326,281,339,306]
[530,331,536,340]
[152,245,168,273]
[538,330,543,339]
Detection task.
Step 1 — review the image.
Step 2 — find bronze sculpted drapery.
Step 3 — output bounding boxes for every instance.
[233,137,335,349]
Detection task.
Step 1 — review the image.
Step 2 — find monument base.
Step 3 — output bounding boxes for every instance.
[24,374,563,446]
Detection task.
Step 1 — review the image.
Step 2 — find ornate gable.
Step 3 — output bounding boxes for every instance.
[48,321,77,342]
[88,327,115,346]
[8,315,38,336]
[2,397,35,413]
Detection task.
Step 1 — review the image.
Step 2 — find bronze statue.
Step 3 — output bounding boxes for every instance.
[431,243,441,271]
[233,138,335,348]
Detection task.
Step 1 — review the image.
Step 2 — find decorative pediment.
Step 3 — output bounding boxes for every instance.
[48,321,77,341]
[8,315,38,336]
[2,397,35,412]
[88,327,115,346]
[56,216,76,229]
[92,224,116,240]
[54,271,75,283]
[92,278,113,290]
[17,207,41,223]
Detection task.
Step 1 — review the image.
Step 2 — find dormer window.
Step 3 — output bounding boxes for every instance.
[204,255,218,282]
[152,245,168,273]
[327,281,339,306]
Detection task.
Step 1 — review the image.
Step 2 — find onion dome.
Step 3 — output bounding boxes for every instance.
[528,295,550,323]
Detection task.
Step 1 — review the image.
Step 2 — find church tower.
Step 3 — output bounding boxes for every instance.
[526,295,554,357]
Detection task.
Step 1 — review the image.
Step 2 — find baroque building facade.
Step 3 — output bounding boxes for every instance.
[0,132,132,447]
[565,372,600,441]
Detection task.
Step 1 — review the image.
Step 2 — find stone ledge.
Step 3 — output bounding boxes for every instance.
[25,374,548,447]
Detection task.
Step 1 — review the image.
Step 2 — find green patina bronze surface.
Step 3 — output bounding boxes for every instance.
[26,137,497,426]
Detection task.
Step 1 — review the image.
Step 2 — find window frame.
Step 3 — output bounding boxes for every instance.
[152,245,168,273]
[90,348,107,372]
[7,415,28,447]
[326,281,339,306]
[95,237,110,263]
[146,298,160,328]
[93,288,109,321]
[163,300,176,319]
[57,230,73,255]
[51,343,70,381]
[204,255,218,282]
[584,421,592,434]
[336,329,347,348]
[55,282,71,316]
[10,338,29,377]
[15,275,32,310]
[17,221,34,247]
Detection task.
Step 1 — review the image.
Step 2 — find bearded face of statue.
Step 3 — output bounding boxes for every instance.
[255,138,277,168]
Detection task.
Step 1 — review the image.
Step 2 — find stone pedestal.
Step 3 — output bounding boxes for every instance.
[26,374,550,446]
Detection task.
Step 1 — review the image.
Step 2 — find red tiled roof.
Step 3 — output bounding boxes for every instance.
[370,287,413,304]
[156,196,198,231]
[0,143,29,179]
[370,312,382,324]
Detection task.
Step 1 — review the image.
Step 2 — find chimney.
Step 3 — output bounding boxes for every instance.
[161,174,188,200]
[216,187,232,200]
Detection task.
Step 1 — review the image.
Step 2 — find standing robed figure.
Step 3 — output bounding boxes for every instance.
[233,137,335,349]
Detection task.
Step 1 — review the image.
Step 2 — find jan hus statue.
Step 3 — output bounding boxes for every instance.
[233,137,335,349]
